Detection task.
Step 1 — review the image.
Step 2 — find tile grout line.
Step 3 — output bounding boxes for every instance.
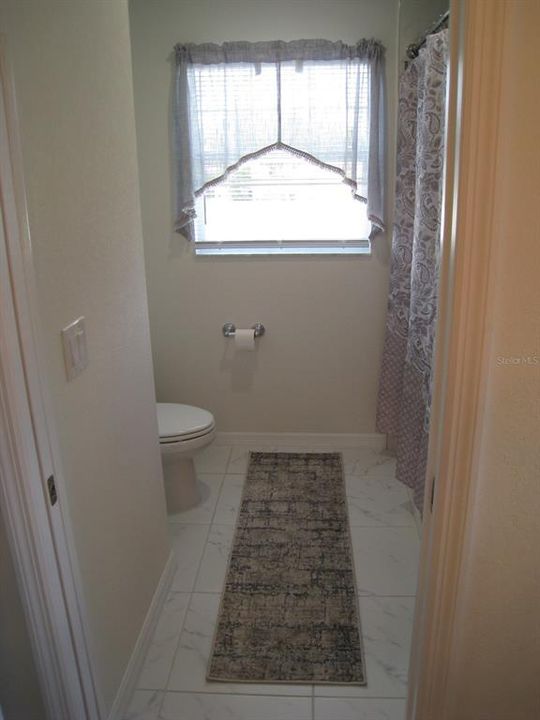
[222,445,235,475]
[348,524,418,528]
[148,587,191,720]
[208,471,227,526]
[143,687,408,699]
[156,473,226,708]
[181,590,418,599]
[171,521,418,530]
[157,588,195,701]
[145,575,197,715]
[157,453,232,709]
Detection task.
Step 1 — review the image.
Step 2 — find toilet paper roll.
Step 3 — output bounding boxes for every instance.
[234,328,256,351]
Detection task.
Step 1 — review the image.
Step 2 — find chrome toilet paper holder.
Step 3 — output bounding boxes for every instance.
[222,322,265,338]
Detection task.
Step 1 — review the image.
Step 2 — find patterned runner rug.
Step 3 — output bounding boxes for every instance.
[207,452,365,684]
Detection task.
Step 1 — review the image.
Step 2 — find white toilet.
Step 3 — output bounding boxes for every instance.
[156,402,216,513]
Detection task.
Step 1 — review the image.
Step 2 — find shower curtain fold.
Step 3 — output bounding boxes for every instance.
[376,30,449,514]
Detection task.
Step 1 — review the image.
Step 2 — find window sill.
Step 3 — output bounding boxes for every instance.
[194,242,372,257]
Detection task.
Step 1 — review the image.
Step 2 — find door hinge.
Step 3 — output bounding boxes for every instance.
[47,474,58,506]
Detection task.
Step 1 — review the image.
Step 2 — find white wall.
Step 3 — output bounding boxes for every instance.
[447,3,540,718]
[0,0,170,712]
[129,0,399,433]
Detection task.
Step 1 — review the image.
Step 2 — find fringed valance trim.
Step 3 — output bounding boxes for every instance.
[194,141,368,202]
[175,142,385,237]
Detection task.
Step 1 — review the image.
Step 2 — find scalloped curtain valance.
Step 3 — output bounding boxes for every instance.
[173,39,386,238]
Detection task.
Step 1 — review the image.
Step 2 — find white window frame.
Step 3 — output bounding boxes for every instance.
[194,239,371,256]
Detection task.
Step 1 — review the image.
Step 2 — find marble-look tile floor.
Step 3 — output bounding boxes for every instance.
[124,444,420,720]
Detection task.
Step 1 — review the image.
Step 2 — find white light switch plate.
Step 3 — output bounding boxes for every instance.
[61,316,88,381]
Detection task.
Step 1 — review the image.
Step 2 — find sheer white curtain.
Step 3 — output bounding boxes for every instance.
[173,39,386,238]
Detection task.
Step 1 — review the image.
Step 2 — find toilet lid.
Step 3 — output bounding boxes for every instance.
[157,403,215,440]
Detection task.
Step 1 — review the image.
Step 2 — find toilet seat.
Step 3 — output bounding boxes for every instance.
[157,403,215,444]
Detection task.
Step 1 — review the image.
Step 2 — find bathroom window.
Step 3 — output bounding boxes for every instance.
[174,40,386,252]
[193,149,372,255]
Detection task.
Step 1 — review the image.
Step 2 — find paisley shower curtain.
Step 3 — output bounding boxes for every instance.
[376,30,449,513]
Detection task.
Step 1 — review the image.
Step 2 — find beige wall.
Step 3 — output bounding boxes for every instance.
[0,508,46,720]
[398,0,449,64]
[447,3,540,718]
[129,0,399,433]
[0,0,170,713]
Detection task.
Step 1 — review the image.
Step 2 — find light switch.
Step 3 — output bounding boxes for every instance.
[61,316,88,381]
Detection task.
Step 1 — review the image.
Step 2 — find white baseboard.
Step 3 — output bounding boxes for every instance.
[406,488,423,538]
[214,431,386,450]
[108,551,176,720]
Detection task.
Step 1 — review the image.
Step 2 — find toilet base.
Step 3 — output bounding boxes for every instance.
[163,456,201,513]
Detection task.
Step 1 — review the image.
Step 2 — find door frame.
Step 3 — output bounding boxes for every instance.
[0,35,104,720]
[407,1,509,718]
